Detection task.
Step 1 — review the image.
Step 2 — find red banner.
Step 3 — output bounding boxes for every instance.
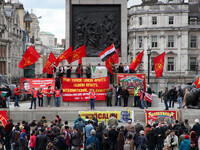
[0,111,8,127]
[20,78,55,94]
[145,110,177,125]
[117,73,146,95]
[62,77,109,102]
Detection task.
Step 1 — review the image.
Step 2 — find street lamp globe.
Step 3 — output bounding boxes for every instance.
[147,47,151,55]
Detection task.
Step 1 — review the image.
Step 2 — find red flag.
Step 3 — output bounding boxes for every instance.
[153,52,165,78]
[99,44,116,62]
[55,46,72,67]
[110,49,119,64]
[145,92,152,103]
[67,45,86,64]
[105,57,113,75]
[194,76,200,88]
[129,50,144,71]
[78,58,82,64]
[42,52,56,73]
[0,110,8,127]
[26,45,40,59]
[18,50,39,69]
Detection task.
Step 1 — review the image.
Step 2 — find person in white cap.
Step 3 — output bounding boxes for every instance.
[137,130,147,150]
[192,119,200,139]
[125,120,134,131]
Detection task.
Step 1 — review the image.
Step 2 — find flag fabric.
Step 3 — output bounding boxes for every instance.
[105,58,113,75]
[78,58,82,64]
[153,52,165,78]
[55,47,72,67]
[99,44,116,62]
[18,46,40,69]
[26,45,40,59]
[194,76,200,88]
[110,49,119,64]
[0,110,8,127]
[145,92,152,103]
[67,45,86,64]
[42,52,57,73]
[129,50,144,71]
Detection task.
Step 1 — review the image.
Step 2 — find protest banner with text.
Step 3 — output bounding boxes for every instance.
[79,110,134,123]
[20,78,55,94]
[62,77,109,102]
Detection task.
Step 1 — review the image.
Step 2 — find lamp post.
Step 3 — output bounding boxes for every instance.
[147,47,151,85]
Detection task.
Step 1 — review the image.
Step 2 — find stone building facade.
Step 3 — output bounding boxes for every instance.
[128,0,200,92]
[0,1,23,84]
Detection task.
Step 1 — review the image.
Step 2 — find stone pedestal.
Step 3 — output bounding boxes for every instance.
[65,0,128,65]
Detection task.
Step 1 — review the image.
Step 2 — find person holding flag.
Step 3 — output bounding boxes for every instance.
[47,65,54,78]
[29,87,37,109]
[139,88,148,109]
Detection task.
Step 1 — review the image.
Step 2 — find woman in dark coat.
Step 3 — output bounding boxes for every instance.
[122,87,130,107]
[137,130,147,150]
[117,130,125,150]
[71,129,82,150]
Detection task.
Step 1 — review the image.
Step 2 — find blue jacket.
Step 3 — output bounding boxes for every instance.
[180,139,191,150]
[85,124,94,137]
[86,136,99,150]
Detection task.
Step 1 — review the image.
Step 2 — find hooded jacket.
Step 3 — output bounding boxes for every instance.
[179,139,191,150]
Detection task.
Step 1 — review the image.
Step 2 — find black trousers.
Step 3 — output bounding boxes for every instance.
[124,98,128,107]
[106,97,112,106]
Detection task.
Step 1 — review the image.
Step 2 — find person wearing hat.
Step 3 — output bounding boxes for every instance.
[137,130,147,150]
[125,120,134,131]
[192,119,200,139]
[179,135,190,150]
[106,87,113,107]
[164,130,178,150]
[134,120,144,134]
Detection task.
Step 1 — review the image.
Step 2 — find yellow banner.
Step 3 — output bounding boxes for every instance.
[79,110,134,123]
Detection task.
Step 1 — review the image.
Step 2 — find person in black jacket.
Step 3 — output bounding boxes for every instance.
[192,119,200,139]
[118,63,124,73]
[122,87,130,107]
[115,83,122,106]
[108,125,119,150]
[169,86,175,108]
[155,123,165,150]
[102,132,110,150]
[35,129,48,150]
[55,75,60,89]
[146,128,157,150]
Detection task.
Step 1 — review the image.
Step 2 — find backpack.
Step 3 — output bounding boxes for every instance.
[86,138,97,150]
[124,141,131,150]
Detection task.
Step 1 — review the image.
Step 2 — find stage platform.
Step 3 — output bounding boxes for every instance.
[3,100,200,126]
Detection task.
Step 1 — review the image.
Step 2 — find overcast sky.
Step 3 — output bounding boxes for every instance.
[19,0,142,44]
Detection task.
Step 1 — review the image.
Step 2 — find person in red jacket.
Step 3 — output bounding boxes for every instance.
[89,88,96,110]
[30,130,36,150]
[37,88,43,107]
[30,87,37,109]
[54,86,61,107]
[47,65,54,78]
[46,86,52,106]
[14,85,20,107]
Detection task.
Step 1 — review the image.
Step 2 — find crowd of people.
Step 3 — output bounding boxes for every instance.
[0,113,200,150]
[46,62,143,80]
[162,85,188,110]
